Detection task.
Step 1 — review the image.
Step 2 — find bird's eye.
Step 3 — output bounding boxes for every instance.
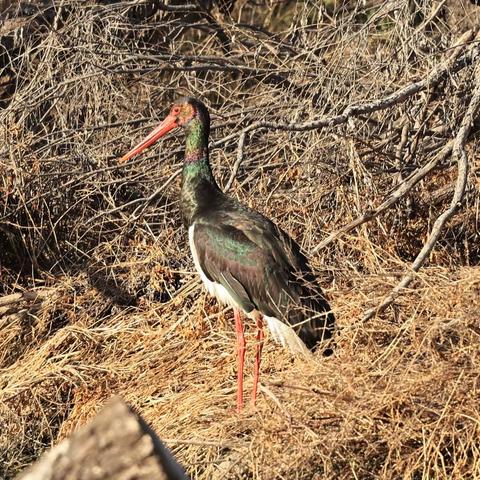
[172,106,180,115]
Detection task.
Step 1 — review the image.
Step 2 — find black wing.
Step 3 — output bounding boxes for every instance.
[193,203,334,351]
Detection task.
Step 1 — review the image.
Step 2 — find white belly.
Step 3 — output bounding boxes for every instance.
[188,223,310,356]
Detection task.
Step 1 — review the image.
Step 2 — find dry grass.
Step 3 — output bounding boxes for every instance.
[0,1,480,478]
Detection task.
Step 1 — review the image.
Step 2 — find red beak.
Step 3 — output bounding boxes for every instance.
[119,114,178,164]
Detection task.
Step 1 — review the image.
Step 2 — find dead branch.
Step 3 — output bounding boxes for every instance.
[227,28,478,180]
[312,141,454,252]
[361,62,480,322]
[224,131,246,191]
[0,290,43,308]
[243,29,477,132]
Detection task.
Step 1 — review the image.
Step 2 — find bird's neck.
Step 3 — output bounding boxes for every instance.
[181,119,221,226]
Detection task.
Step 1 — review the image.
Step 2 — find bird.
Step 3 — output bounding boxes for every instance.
[119,97,335,413]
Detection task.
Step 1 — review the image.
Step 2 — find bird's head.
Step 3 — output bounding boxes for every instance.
[119,97,210,164]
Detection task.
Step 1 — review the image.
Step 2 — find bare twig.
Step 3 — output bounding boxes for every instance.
[229,29,478,181]
[361,62,480,322]
[395,119,410,184]
[224,132,246,192]
[0,291,43,307]
[312,141,454,252]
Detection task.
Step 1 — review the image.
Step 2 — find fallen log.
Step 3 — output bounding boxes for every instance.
[0,291,41,308]
[17,397,189,480]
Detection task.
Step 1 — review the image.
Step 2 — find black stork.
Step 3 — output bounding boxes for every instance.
[120,97,335,412]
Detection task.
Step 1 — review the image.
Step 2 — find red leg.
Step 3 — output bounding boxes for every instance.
[234,308,246,413]
[251,316,264,407]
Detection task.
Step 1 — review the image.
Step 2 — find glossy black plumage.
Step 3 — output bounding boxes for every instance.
[190,191,335,351]
[122,97,335,353]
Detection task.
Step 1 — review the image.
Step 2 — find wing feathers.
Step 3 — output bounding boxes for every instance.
[192,206,334,352]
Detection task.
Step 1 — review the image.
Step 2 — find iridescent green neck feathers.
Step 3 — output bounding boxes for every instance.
[180,116,221,226]
[185,118,208,163]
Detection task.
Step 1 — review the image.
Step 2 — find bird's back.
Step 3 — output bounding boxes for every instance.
[191,195,335,353]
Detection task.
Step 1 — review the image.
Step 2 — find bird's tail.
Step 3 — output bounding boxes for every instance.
[287,284,335,354]
[296,297,335,353]
[266,266,335,355]
[263,315,313,357]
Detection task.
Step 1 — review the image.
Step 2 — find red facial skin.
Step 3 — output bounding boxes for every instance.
[119,103,195,163]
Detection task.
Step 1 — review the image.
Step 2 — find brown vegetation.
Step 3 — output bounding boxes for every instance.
[1,1,479,478]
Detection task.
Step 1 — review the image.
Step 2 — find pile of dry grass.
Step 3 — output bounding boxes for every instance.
[1,1,479,478]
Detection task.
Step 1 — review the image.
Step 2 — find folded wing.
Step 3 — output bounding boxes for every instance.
[192,206,334,352]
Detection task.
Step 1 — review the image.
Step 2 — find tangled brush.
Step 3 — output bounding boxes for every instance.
[0,1,479,478]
